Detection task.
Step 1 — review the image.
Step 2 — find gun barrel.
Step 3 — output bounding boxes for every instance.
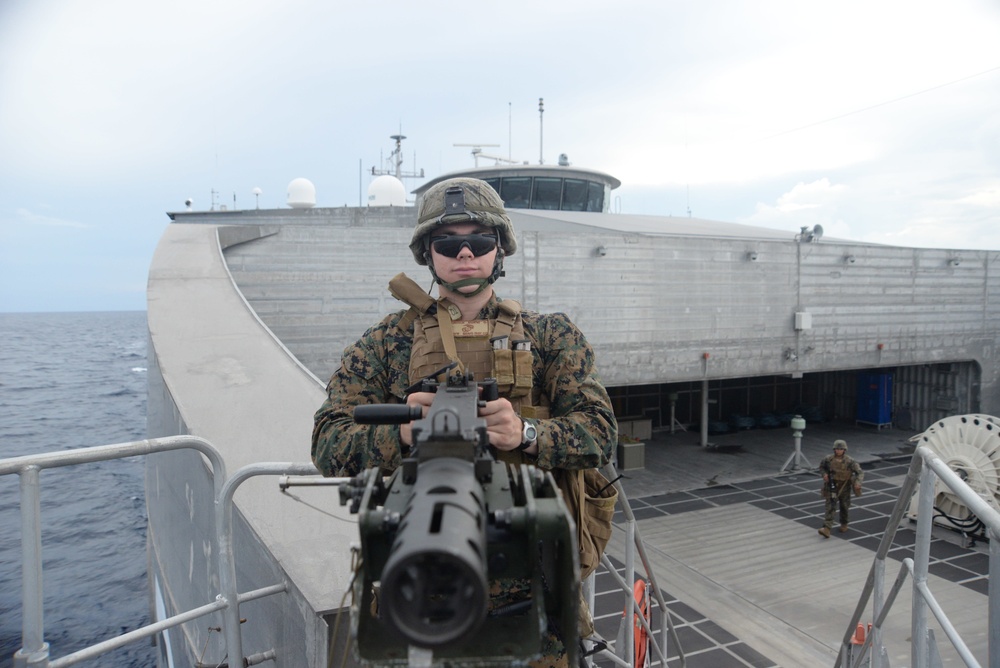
[353,404,423,424]
[380,457,488,647]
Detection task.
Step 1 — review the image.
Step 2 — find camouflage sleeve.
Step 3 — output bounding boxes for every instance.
[851,458,864,485]
[311,315,409,477]
[525,312,617,471]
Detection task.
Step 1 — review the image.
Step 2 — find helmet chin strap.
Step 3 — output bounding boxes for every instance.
[426,251,505,299]
[438,276,492,297]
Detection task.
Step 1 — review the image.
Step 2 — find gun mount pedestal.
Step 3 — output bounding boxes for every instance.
[347,461,577,665]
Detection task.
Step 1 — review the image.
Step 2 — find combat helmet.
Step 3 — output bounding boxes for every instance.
[411,178,516,297]
[833,439,848,451]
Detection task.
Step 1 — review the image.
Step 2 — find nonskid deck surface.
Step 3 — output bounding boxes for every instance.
[592,422,990,667]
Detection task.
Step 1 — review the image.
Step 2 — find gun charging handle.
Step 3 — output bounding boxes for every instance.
[353,404,423,424]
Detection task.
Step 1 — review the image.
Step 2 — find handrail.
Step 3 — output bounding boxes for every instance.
[583,462,685,667]
[4,439,668,668]
[215,462,326,666]
[834,444,1000,668]
[1,437,328,668]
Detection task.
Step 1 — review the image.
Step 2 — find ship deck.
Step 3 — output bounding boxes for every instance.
[593,421,990,667]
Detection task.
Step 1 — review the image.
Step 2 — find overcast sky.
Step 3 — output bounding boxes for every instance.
[1,0,998,312]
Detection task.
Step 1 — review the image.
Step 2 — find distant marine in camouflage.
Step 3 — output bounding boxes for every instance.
[818,439,864,538]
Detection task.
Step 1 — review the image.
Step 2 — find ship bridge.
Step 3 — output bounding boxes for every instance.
[414,164,621,214]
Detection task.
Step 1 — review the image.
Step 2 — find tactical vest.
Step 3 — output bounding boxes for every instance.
[829,456,852,483]
[389,274,550,464]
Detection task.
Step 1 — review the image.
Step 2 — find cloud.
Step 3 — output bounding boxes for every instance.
[744,178,849,234]
[956,184,1000,209]
[10,208,89,229]
[2,0,1000,311]
[740,173,1000,251]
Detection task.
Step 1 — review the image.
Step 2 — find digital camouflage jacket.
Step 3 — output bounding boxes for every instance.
[820,453,864,498]
[312,294,617,477]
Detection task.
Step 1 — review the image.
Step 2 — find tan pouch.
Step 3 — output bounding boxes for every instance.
[493,348,514,392]
[511,348,532,398]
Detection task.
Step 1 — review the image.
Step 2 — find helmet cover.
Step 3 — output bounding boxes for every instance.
[410,178,517,265]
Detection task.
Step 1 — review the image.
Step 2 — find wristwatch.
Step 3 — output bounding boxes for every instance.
[518,419,537,451]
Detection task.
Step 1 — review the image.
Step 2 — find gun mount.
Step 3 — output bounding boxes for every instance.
[340,371,579,666]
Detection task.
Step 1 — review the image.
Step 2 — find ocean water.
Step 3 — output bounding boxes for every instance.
[0,311,155,668]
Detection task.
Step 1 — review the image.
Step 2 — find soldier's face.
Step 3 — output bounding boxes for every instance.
[834,448,845,457]
[430,223,498,292]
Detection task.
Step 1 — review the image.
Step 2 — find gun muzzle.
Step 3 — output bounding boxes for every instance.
[379,457,488,647]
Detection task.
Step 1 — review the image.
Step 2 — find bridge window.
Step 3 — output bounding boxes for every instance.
[586,182,604,212]
[500,177,531,209]
[532,178,562,210]
[561,179,589,211]
[482,175,606,212]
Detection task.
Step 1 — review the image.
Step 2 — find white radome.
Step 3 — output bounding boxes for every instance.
[287,178,316,209]
[367,175,406,207]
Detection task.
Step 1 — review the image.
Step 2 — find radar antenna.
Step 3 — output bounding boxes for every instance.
[371,133,424,181]
[453,143,523,167]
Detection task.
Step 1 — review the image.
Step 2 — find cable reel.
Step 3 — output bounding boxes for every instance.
[908,414,1000,535]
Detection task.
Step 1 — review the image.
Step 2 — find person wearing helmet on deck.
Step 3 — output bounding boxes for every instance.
[312,177,617,667]
[818,439,863,538]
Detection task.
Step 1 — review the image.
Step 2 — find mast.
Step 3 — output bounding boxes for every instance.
[538,97,544,165]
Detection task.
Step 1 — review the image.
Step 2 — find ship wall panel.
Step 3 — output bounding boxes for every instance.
[219,219,1000,414]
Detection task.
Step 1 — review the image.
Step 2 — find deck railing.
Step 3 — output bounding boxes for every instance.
[3,438,669,668]
[834,444,1000,668]
[0,437,323,668]
[579,462,684,667]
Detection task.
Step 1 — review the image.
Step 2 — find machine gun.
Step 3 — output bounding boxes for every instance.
[340,369,579,666]
[828,472,839,498]
[824,467,849,499]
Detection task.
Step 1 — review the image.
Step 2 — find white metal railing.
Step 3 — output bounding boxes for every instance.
[3,438,676,668]
[0,436,324,668]
[579,463,684,668]
[834,445,1000,668]
[278,462,686,667]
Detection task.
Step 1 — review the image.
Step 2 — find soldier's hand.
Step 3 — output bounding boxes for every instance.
[399,391,435,446]
[854,484,862,496]
[478,397,523,451]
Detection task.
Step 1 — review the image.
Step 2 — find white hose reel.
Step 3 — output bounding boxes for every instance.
[909,414,1000,526]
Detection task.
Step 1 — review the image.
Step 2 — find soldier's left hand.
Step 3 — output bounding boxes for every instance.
[478,397,522,451]
[853,484,862,496]
[399,391,435,446]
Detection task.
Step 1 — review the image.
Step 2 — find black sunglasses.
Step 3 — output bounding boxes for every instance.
[430,233,498,258]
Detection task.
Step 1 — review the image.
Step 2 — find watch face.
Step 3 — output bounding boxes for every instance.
[523,421,537,442]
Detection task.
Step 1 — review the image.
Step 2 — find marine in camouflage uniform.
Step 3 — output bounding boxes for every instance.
[312,297,614,477]
[312,177,617,667]
[818,439,863,538]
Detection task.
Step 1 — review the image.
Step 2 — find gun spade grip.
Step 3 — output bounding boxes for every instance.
[480,378,499,402]
[353,404,423,424]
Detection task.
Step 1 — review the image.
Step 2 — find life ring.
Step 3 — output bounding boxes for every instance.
[627,579,650,666]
